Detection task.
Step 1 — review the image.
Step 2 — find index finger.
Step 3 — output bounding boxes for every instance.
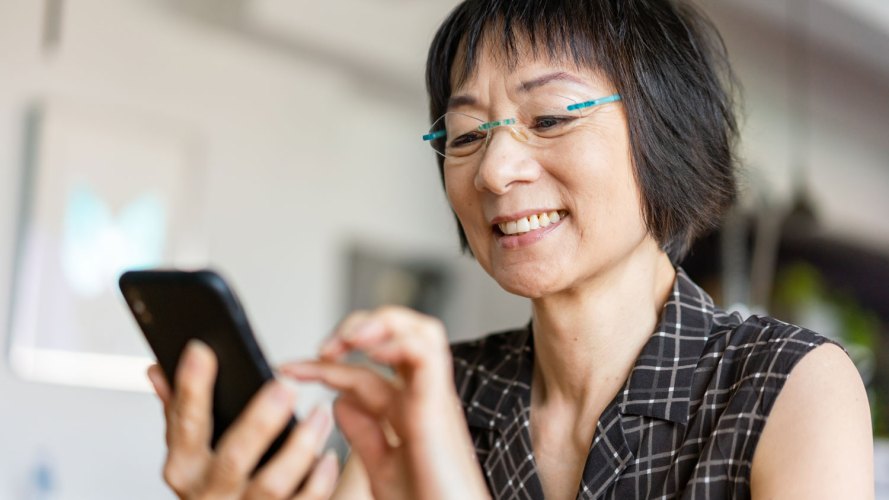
[336,306,451,372]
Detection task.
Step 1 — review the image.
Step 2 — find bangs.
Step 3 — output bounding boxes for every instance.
[428,0,614,118]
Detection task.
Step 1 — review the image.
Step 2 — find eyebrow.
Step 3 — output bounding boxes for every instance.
[447,94,477,110]
[518,72,588,93]
[446,72,590,111]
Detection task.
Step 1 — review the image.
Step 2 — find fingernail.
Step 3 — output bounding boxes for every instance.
[187,338,210,353]
[269,382,292,407]
[283,362,315,377]
[147,368,163,390]
[319,449,338,472]
[304,405,329,433]
[184,339,210,371]
[343,320,375,340]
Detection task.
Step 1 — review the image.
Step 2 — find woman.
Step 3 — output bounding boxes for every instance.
[147,0,874,498]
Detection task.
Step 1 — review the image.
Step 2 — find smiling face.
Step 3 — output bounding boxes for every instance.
[443,50,659,299]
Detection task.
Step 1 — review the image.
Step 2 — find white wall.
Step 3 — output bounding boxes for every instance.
[0,0,526,498]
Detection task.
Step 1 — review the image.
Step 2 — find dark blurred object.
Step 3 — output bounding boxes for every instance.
[680,199,889,436]
[344,244,452,318]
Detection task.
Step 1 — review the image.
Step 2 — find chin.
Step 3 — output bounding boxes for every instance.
[490,268,565,299]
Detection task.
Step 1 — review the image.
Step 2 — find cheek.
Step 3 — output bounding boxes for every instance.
[444,170,468,218]
[561,136,646,241]
[444,169,483,235]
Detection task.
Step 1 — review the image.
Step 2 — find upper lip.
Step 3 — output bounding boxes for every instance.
[489,208,566,225]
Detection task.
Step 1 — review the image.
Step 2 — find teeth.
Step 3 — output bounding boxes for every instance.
[497,210,567,235]
[516,217,530,232]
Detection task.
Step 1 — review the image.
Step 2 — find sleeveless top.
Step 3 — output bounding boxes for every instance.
[450,269,840,499]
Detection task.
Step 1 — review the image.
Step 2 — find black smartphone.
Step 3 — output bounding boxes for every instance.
[119,269,295,470]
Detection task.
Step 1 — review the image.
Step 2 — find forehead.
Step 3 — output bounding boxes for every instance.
[449,33,610,98]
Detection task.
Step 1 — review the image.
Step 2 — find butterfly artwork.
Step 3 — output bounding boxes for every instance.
[61,184,167,298]
[7,101,205,391]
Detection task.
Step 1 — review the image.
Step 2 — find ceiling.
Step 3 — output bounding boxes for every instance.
[164,0,889,98]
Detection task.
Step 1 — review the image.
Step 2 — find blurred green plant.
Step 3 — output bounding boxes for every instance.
[772,262,886,437]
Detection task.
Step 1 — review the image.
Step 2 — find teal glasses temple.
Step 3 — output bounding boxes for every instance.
[566,93,621,111]
[421,93,621,142]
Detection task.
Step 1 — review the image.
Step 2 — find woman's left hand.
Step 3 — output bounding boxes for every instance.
[279,306,490,500]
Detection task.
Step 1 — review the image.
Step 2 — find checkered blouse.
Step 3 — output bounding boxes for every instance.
[451,269,838,499]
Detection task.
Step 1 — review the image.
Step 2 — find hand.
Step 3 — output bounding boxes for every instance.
[280,307,490,500]
[146,340,339,499]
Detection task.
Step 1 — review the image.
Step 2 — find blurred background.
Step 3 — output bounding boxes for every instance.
[0,0,886,498]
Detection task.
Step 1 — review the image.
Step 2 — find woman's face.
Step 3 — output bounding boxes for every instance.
[444,50,655,298]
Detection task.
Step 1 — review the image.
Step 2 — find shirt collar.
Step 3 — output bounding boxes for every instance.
[616,267,714,424]
[463,267,715,430]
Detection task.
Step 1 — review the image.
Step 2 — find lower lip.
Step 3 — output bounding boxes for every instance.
[496,216,567,249]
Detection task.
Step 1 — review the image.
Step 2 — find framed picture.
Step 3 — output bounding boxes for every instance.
[345,243,453,319]
[6,99,206,391]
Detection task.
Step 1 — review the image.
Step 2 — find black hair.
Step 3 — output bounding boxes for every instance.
[425,0,739,262]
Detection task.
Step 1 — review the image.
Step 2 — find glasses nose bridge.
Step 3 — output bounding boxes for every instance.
[481,117,530,150]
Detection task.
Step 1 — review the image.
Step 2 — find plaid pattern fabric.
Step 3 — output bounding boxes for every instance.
[451,268,840,499]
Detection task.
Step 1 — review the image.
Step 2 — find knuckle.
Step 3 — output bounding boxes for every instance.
[417,326,444,350]
[425,318,447,341]
[375,305,404,319]
[175,375,205,402]
[210,447,249,485]
[162,459,189,493]
[172,403,205,439]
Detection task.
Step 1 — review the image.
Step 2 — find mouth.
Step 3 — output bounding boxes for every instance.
[492,210,569,237]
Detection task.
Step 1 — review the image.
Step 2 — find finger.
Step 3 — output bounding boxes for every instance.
[163,340,217,493]
[293,451,339,500]
[168,340,217,452]
[334,397,391,468]
[147,363,171,408]
[203,381,295,496]
[245,406,333,500]
[319,310,371,360]
[279,361,396,417]
[342,307,450,372]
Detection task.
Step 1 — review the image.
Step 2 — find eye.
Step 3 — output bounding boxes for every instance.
[531,115,573,130]
[449,130,486,148]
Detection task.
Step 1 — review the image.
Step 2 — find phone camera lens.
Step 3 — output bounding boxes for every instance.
[131,299,153,324]
[133,299,146,315]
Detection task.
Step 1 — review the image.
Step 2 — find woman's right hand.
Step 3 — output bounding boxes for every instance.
[146,340,339,499]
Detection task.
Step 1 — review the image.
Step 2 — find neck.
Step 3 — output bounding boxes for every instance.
[529,241,676,413]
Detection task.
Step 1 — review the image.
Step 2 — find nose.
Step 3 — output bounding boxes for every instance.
[473,127,541,194]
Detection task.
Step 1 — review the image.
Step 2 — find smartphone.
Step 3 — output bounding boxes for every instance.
[119,269,295,470]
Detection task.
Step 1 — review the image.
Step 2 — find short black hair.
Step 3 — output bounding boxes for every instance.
[425,0,739,263]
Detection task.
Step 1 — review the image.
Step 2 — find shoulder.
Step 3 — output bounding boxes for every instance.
[703,313,841,411]
[711,312,833,357]
[696,314,873,496]
[749,341,873,498]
